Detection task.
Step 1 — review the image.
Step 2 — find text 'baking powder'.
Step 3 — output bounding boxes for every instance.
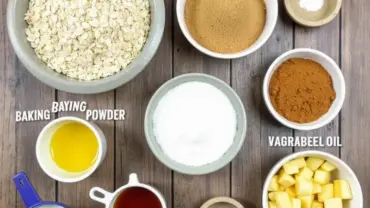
[153,82,237,167]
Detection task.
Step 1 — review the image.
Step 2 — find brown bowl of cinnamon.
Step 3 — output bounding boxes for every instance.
[263,48,345,131]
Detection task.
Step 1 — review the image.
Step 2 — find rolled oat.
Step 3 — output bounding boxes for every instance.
[25,0,151,81]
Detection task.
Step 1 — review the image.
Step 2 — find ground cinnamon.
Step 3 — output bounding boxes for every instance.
[184,0,266,53]
[269,58,336,123]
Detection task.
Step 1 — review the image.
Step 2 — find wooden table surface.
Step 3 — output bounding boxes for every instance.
[1,0,369,207]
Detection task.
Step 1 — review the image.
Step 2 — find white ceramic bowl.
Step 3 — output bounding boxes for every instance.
[262,151,363,208]
[90,173,167,208]
[200,197,244,208]
[36,117,107,183]
[176,0,278,59]
[263,48,345,131]
[7,0,165,94]
[145,73,247,175]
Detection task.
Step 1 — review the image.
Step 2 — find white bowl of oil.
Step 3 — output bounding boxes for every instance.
[36,116,107,183]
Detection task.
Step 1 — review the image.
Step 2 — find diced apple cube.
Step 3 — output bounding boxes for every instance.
[296,176,313,196]
[276,192,293,208]
[306,157,325,171]
[269,201,278,208]
[318,183,333,202]
[268,192,277,201]
[312,201,324,208]
[313,183,322,194]
[324,198,342,208]
[279,172,296,188]
[269,175,279,192]
[292,198,301,208]
[314,170,331,185]
[333,180,353,200]
[298,167,314,179]
[278,169,286,176]
[285,186,296,198]
[299,195,314,208]
[320,162,336,172]
[283,163,300,175]
[295,175,311,183]
[289,157,307,168]
[279,168,285,175]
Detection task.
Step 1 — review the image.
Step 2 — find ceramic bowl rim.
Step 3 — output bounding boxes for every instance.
[90,174,167,208]
[200,196,244,208]
[7,0,165,94]
[261,150,363,208]
[36,116,105,183]
[176,0,278,59]
[144,73,247,175]
[262,48,346,131]
[284,0,342,27]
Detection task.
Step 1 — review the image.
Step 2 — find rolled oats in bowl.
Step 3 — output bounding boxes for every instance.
[24,0,151,81]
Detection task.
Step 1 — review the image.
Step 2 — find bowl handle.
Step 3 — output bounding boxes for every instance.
[13,172,42,208]
[128,173,140,185]
[90,187,113,205]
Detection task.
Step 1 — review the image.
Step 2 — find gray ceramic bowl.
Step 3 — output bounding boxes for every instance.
[7,0,165,94]
[144,73,247,175]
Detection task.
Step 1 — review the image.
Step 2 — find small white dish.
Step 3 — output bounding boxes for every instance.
[90,173,167,208]
[36,116,107,183]
[263,48,345,131]
[176,0,278,59]
[201,196,244,208]
[285,0,342,27]
[262,151,363,208]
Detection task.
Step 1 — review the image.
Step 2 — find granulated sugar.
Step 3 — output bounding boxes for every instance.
[153,82,237,167]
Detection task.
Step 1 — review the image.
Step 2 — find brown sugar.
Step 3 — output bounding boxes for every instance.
[269,58,336,123]
[184,0,266,53]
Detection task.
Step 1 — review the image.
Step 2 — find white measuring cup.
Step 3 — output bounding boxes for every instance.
[89,173,167,208]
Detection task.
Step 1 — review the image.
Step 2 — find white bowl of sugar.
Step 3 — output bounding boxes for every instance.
[144,73,247,175]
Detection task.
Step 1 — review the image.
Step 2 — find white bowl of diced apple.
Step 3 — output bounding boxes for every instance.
[262,151,363,208]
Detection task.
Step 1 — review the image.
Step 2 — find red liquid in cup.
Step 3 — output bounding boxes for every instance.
[113,187,162,208]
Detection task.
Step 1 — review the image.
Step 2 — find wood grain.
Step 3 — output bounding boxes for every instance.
[15,65,56,207]
[294,16,341,156]
[173,0,231,206]
[115,0,173,206]
[0,0,17,205]
[341,0,370,207]
[57,92,115,208]
[2,0,57,204]
[231,1,294,207]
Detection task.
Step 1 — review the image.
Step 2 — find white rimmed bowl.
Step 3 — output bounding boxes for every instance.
[201,197,244,208]
[7,0,165,94]
[176,0,278,59]
[90,173,167,208]
[284,0,342,27]
[263,48,345,131]
[262,151,363,208]
[144,73,247,175]
[36,116,107,183]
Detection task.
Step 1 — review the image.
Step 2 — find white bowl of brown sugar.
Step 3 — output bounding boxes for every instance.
[263,48,346,131]
[176,0,278,59]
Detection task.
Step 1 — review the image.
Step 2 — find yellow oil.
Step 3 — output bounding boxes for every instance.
[50,122,99,172]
